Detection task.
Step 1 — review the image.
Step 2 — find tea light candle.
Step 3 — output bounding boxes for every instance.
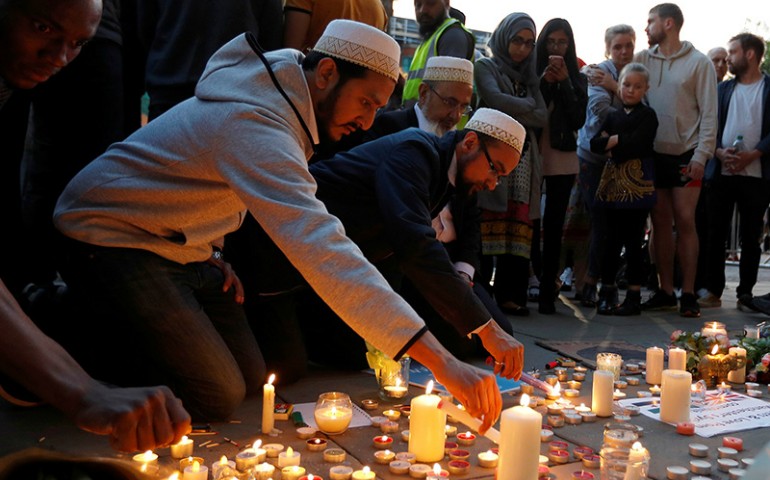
[456,431,476,446]
[478,450,499,468]
[427,463,451,480]
[546,383,562,400]
[540,429,554,442]
[626,363,640,372]
[278,447,301,468]
[389,461,411,475]
[521,384,535,395]
[282,466,307,480]
[613,413,631,423]
[375,449,396,464]
[729,468,747,479]
[402,430,410,442]
[723,436,743,451]
[408,464,432,479]
[623,405,641,416]
[727,347,747,383]
[396,452,417,464]
[701,321,727,337]
[297,427,318,439]
[745,382,759,391]
[573,372,586,381]
[374,435,394,449]
[746,389,762,397]
[564,388,580,398]
[448,449,470,461]
[567,380,582,390]
[646,347,664,385]
[546,403,564,415]
[361,399,379,410]
[183,461,208,480]
[381,420,400,434]
[447,460,470,475]
[613,389,626,400]
[370,416,386,427]
[688,443,708,457]
[253,462,276,480]
[545,375,559,386]
[262,373,276,435]
[538,464,551,477]
[573,447,593,460]
[574,403,591,413]
[307,437,328,452]
[549,441,569,452]
[399,405,412,416]
[547,415,565,427]
[383,409,402,421]
[690,460,711,475]
[637,390,653,398]
[235,449,260,471]
[263,443,284,458]
[132,450,158,465]
[444,424,456,437]
[565,413,582,425]
[316,405,354,435]
[718,458,740,472]
[592,370,614,417]
[580,411,597,423]
[719,447,739,458]
[179,456,204,471]
[741,458,754,468]
[614,380,628,390]
[676,422,696,436]
[323,448,346,463]
[548,449,570,464]
[211,456,236,479]
[718,382,732,394]
[572,471,595,480]
[661,369,692,424]
[330,466,354,480]
[409,382,446,463]
[443,441,458,454]
[299,475,323,480]
[666,466,689,480]
[170,436,194,459]
[539,454,549,464]
[582,454,601,469]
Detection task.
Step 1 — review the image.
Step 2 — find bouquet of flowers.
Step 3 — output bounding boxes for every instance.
[738,336,770,383]
[669,329,730,376]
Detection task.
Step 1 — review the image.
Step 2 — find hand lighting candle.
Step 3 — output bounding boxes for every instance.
[262,373,276,435]
[409,381,446,463]
[498,394,541,480]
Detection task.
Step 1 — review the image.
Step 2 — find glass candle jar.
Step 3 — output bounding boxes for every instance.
[597,353,623,381]
[314,392,353,435]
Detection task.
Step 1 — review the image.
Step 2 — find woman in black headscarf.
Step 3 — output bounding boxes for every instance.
[533,18,588,314]
[474,12,547,316]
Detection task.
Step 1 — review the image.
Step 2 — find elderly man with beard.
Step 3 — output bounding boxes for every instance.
[402,0,475,107]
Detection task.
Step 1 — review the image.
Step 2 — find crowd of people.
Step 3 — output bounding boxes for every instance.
[0,0,768,455]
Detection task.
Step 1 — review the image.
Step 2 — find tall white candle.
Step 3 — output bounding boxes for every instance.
[408,381,446,463]
[727,347,747,383]
[660,369,692,424]
[498,395,541,480]
[592,370,614,417]
[262,373,276,435]
[646,347,664,385]
[668,347,687,371]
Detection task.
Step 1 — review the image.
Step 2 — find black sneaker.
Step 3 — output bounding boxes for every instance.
[737,293,761,313]
[679,292,701,318]
[641,290,678,311]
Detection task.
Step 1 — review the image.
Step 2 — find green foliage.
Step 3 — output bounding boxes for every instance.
[738,336,770,370]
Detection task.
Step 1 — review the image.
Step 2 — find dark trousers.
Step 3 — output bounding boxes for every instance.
[601,208,649,287]
[539,174,577,299]
[705,175,770,297]
[578,158,607,280]
[482,254,530,306]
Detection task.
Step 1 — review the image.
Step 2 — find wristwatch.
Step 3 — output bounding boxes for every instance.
[211,248,223,261]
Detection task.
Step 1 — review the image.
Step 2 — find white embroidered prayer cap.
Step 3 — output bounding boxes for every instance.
[312,19,401,82]
[423,56,474,85]
[465,108,526,154]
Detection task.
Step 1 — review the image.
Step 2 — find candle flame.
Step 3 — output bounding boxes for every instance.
[267,373,275,385]
[143,451,153,460]
[308,475,314,480]
[426,380,434,395]
[632,441,643,451]
[433,464,441,474]
[363,466,371,474]
[286,447,294,457]
[168,473,180,480]
[254,439,262,448]
[711,344,719,355]
[140,464,148,473]
[520,393,531,406]
[219,456,228,465]
[193,461,201,472]
[395,378,402,388]
[180,435,188,443]
[552,382,561,393]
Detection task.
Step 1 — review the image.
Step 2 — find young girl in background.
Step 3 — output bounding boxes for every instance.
[590,63,658,315]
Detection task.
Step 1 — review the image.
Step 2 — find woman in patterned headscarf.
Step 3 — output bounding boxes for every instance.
[474,12,547,316]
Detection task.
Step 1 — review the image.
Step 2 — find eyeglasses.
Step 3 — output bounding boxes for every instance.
[511,36,536,49]
[546,39,570,48]
[478,136,503,185]
[428,84,473,115]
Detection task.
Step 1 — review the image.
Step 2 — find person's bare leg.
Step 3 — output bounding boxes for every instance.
[672,186,701,295]
[650,189,675,295]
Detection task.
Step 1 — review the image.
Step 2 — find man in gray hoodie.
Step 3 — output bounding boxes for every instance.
[54,20,506,429]
[635,3,717,318]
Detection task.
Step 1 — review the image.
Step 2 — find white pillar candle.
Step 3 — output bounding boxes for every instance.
[727,347,747,383]
[669,347,687,371]
[660,369,692,424]
[498,395,541,480]
[408,381,446,463]
[646,347,664,385]
[592,370,614,418]
[183,460,207,480]
[624,441,649,480]
[262,373,276,435]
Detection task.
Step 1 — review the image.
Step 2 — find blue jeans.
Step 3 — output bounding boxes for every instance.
[62,243,265,420]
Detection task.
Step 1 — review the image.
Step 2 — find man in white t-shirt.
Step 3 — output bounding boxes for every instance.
[700,32,770,312]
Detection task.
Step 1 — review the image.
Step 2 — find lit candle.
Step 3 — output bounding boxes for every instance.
[389,461,411,475]
[299,475,323,480]
[183,460,207,480]
[426,463,449,480]
[660,369,692,424]
[179,456,204,471]
[613,389,627,400]
[384,378,409,399]
[330,466,354,480]
[263,443,284,457]
[262,373,276,435]
[592,370,614,417]
[727,347,747,383]
[718,382,732,394]
[132,450,158,465]
[278,446,301,468]
[253,462,276,480]
[352,466,376,480]
[282,466,306,480]
[547,382,562,400]
[575,403,591,413]
[374,449,396,464]
[701,321,727,337]
[408,381,446,463]
[447,460,470,475]
[307,437,328,452]
[211,456,236,479]
[646,347,664,385]
[478,450,499,468]
[315,405,353,435]
[669,347,687,371]
[373,435,394,450]
[649,385,661,396]
[323,448,347,463]
[252,440,267,462]
[572,471,595,480]
[444,424,457,437]
[170,435,194,459]
[624,441,649,480]
[235,449,260,471]
[383,409,402,421]
[456,431,476,446]
[498,394,541,480]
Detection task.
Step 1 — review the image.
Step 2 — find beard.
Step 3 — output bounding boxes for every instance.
[421,116,452,137]
[316,82,358,145]
[418,14,446,37]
